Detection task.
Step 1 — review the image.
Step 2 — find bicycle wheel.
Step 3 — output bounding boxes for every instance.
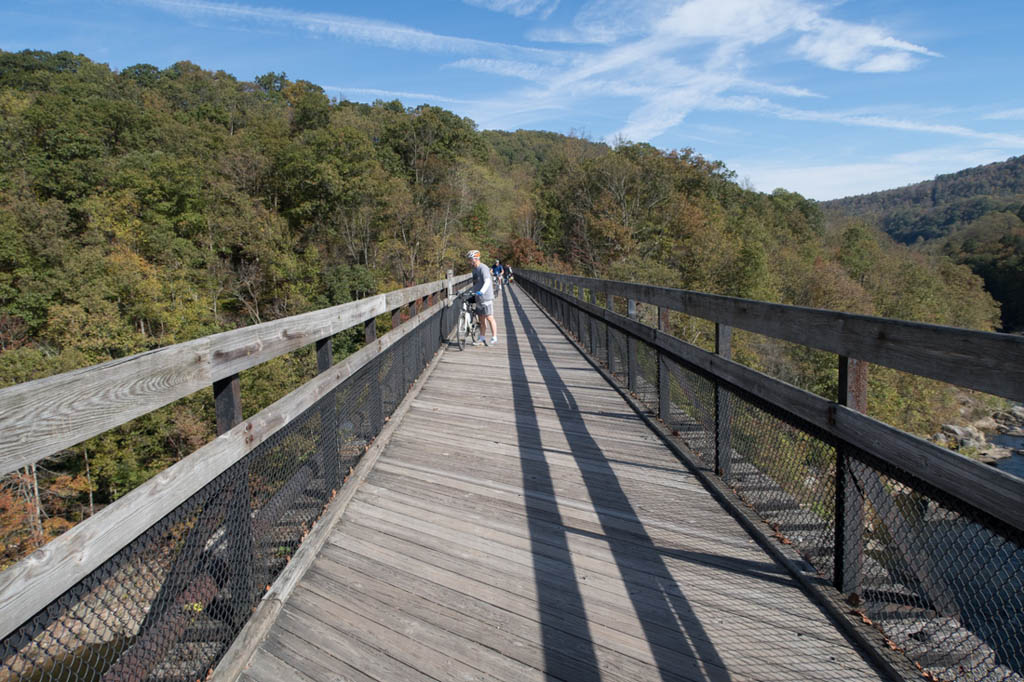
[457,310,468,350]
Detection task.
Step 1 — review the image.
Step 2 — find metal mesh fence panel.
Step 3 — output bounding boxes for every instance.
[849,453,1024,682]
[523,277,1024,682]
[662,357,716,472]
[634,339,659,407]
[607,326,628,386]
[721,389,839,578]
[593,316,608,370]
[1,308,446,682]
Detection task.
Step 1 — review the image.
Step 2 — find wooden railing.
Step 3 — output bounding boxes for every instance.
[0,273,470,643]
[519,269,1024,530]
[518,269,1024,681]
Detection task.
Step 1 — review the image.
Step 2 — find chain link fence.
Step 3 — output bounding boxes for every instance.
[523,275,1024,682]
[1,307,453,682]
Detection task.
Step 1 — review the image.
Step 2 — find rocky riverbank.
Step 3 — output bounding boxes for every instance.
[931,405,1024,466]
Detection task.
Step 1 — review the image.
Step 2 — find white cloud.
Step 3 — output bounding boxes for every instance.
[449,58,558,82]
[463,0,560,19]
[140,0,993,173]
[738,147,1016,200]
[791,19,939,72]
[984,108,1024,121]
[702,95,1024,147]
[138,0,558,58]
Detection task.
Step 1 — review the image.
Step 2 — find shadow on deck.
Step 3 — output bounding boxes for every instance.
[237,287,888,682]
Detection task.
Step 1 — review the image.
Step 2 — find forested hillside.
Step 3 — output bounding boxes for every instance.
[820,156,1024,330]
[0,49,1001,566]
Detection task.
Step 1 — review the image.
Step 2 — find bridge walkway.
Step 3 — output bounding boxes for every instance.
[238,286,886,682]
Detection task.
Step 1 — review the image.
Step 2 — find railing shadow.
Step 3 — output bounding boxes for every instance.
[502,288,603,679]
[503,288,731,682]
[503,286,900,682]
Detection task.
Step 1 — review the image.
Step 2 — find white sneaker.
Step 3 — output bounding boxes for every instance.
[472,339,486,346]
[490,337,498,345]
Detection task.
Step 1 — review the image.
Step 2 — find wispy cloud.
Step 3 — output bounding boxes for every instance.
[449,58,559,82]
[462,0,561,19]
[706,95,1024,147]
[983,108,1024,121]
[137,0,559,58]
[137,0,1002,178]
[465,0,943,141]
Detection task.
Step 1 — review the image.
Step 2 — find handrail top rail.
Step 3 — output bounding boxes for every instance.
[0,295,455,641]
[521,270,1024,403]
[522,272,1024,534]
[0,274,472,477]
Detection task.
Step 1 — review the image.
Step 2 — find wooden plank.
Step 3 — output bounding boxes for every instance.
[0,275,472,477]
[0,303,447,642]
[0,298,391,476]
[324,528,736,682]
[366,465,761,555]
[321,535,876,681]
[385,274,470,311]
[288,585,505,682]
[275,605,433,682]
[529,276,1024,533]
[305,552,636,682]
[330,519,868,680]
[344,497,851,638]
[299,568,551,682]
[240,648,318,682]
[257,623,378,682]
[239,285,884,682]
[519,270,1024,403]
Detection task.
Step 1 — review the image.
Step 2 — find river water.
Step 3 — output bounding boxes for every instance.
[991,433,1024,478]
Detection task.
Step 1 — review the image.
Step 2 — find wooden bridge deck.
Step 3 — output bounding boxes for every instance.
[238,287,886,682]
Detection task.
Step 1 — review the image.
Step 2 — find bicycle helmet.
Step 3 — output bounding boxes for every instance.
[466,249,480,259]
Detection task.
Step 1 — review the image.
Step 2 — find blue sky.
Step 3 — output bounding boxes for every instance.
[2,0,1023,200]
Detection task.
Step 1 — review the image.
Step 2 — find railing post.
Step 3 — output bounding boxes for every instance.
[589,289,598,356]
[315,337,340,488]
[835,356,867,594]
[605,288,615,373]
[714,324,732,480]
[573,285,581,340]
[213,374,242,435]
[212,373,253,625]
[658,307,671,421]
[627,299,639,392]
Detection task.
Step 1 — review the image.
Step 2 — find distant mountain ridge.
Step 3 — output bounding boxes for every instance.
[820,155,1024,332]
[820,155,1024,243]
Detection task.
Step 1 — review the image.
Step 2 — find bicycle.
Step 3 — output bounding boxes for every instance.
[455,291,481,350]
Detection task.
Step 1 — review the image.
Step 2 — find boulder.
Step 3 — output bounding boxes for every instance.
[941,424,980,440]
[971,416,998,432]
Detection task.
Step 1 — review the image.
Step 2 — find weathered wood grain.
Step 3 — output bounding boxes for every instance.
[238,287,884,682]
[0,303,446,641]
[520,270,1024,403]
[212,317,449,681]
[526,273,1024,533]
[0,274,470,476]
